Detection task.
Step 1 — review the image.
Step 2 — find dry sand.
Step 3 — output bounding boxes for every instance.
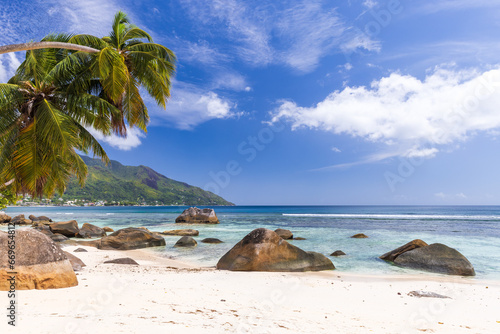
[1,245,499,334]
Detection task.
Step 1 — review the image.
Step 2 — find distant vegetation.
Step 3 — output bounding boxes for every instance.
[58,156,234,206]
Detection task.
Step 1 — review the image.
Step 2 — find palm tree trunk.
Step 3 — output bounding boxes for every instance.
[0,42,99,55]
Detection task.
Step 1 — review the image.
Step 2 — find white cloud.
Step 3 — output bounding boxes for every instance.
[149,81,237,130]
[0,53,21,82]
[340,28,381,55]
[435,192,468,199]
[212,72,249,91]
[87,127,145,151]
[363,0,378,9]
[331,147,341,153]
[271,66,500,159]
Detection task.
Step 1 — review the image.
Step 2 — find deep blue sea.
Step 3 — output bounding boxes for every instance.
[3,205,500,280]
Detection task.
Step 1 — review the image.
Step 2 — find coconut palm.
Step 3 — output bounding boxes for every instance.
[0,11,175,197]
[0,45,117,197]
[51,11,176,135]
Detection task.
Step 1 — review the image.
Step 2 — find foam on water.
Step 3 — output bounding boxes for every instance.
[283,213,500,220]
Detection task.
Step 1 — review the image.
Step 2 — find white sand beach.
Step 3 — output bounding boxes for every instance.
[1,245,499,334]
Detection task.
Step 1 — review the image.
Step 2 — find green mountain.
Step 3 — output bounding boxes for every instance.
[59,156,234,206]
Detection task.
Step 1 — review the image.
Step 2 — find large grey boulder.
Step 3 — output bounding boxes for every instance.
[79,227,166,250]
[380,239,429,262]
[50,220,79,237]
[0,229,78,290]
[175,207,219,224]
[394,243,475,276]
[217,228,335,272]
[77,223,106,238]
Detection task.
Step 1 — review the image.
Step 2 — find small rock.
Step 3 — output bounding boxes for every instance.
[201,238,223,244]
[293,237,306,240]
[51,233,69,242]
[74,248,88,253]
[103,227,114,233]
[330,250,346,257]
[160,229,199,236]
[63,251,86,271]
[351,233,368,238]
[174,236,198,247]
[104,258,139,265]
[274,228,293,240]
[407,291,451,299]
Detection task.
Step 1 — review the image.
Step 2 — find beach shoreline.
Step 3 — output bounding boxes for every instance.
[2,245,499,334]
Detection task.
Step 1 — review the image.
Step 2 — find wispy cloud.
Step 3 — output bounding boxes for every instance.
[179,0,379,73]
[415,0,500,14]
[276,1,346,72]
[50,0,122,35]
[173,39,230,66]
[435,192,467,199]
[311,150,399,171]
[211,71,250,91]
[180,0,273,66]
[272,66,500,161]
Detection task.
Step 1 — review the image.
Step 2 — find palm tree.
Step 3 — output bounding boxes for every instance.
[0,45,117,197]
[0,11,176,198]
[52,11,176,135]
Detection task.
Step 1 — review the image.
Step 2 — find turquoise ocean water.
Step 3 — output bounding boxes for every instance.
[3,205,500,280]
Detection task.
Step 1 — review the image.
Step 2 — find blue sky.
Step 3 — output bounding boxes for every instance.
[2,0,500,205]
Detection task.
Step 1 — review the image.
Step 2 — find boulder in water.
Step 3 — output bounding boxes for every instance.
[216,228,335,272]
[394,243,475,276]
[174,236,198,247]
[175,207,219,224]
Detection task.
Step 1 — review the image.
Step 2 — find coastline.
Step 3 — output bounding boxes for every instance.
[2,245,499,334]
